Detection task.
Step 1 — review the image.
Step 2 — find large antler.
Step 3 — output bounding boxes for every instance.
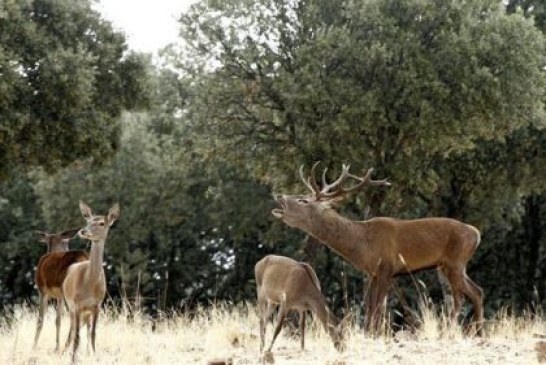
[300,162,390,199]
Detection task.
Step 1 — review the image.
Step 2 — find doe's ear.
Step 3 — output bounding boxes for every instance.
[107,203,120,226]
[79,200,93,220]
[35,230,50,243]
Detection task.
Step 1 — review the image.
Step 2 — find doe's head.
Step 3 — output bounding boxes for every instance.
[35,228,80,253]
[78,201,120,241]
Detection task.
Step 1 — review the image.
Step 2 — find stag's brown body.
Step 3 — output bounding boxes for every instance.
[272,163,484,333]
[255,255,344,352]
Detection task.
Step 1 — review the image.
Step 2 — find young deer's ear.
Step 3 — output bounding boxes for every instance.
[107,203,120,226]
[35,230,50,243]
[60,228,80,240]
[79,201,93,220]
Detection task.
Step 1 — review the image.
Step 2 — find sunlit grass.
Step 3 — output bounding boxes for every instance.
[0,302,543,364]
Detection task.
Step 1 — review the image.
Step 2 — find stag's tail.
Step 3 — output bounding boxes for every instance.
[467,224,481,248]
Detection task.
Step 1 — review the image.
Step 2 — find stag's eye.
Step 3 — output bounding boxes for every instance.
[297,198,309,204]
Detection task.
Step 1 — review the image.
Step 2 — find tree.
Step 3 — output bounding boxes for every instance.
[178,0,546,215]
[0,0,151,179]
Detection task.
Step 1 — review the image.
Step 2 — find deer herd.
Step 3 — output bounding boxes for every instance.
[32,163,484,362]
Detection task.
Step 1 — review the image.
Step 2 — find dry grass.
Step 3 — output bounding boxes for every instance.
[0,302,544,364]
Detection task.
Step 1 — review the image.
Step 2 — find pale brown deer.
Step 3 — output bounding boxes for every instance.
[34,229,88,351]
[62,201,119,362]
[271,163,483,334]
[255,255,345,352]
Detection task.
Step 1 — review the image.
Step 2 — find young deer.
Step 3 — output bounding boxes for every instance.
[272,163,483,334]
[62,201,119,362]
[34,229,88,351]
[255,255,345,352]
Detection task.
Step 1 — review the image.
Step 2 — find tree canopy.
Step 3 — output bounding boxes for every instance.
[0,0,151,179]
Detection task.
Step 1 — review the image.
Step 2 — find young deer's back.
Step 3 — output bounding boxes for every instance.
[255,255,323,309]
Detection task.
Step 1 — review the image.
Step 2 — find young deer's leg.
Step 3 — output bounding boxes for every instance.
[90,306,99,352]
[259,301,275,351]
[33,292,48,349]
[71,311,81,363]
[299,310,306,350]
[64,310,75,353]
[55,298,63,352]
[267,302,287,352]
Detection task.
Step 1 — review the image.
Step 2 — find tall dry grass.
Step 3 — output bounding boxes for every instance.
[0,301,543,364]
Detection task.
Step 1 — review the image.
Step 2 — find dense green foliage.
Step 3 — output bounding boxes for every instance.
[1,0,546,328]
[0,0,151,179]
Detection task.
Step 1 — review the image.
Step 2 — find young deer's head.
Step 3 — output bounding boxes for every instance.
[272,162,390,231]
[78,201,120,241]
[35,229,80,252]
[328,312,352,352]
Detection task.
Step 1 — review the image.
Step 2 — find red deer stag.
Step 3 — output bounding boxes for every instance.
[34,229,88,351]
[63,201,119,362]
[255,255,345,352]
[271,163,483,334]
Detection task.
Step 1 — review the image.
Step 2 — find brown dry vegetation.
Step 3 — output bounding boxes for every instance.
[1,303,544,364]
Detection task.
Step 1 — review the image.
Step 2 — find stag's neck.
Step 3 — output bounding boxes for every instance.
[308,209,364,268]
[88,239,105,280]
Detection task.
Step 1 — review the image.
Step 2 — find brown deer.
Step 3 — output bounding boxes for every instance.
[255,255,346,352]
[271,163,484,334]
[34,229,88,351]
[62,201,119,362]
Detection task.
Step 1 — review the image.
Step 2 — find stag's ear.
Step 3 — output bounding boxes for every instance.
[79,201,93,220]
[107,203,120,226]
[35,230,50,243]
[60,228,80,240]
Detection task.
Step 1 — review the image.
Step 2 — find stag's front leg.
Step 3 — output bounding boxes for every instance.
[364,277,378,334]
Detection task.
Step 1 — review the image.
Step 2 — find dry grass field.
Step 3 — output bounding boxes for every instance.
[1,302,544,364]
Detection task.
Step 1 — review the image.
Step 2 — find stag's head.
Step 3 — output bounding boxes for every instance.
[272,162,390,231]
[78,201,120,241]
[36,228,80,253]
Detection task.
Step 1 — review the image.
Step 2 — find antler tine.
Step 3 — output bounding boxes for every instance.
[320,163,352,196]
[321,167,328,190]
[309,161,322,195]
[299,165,315,193]
[342,167,391,194]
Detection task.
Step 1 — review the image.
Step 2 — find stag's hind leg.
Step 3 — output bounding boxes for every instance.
[462,275,484,335]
